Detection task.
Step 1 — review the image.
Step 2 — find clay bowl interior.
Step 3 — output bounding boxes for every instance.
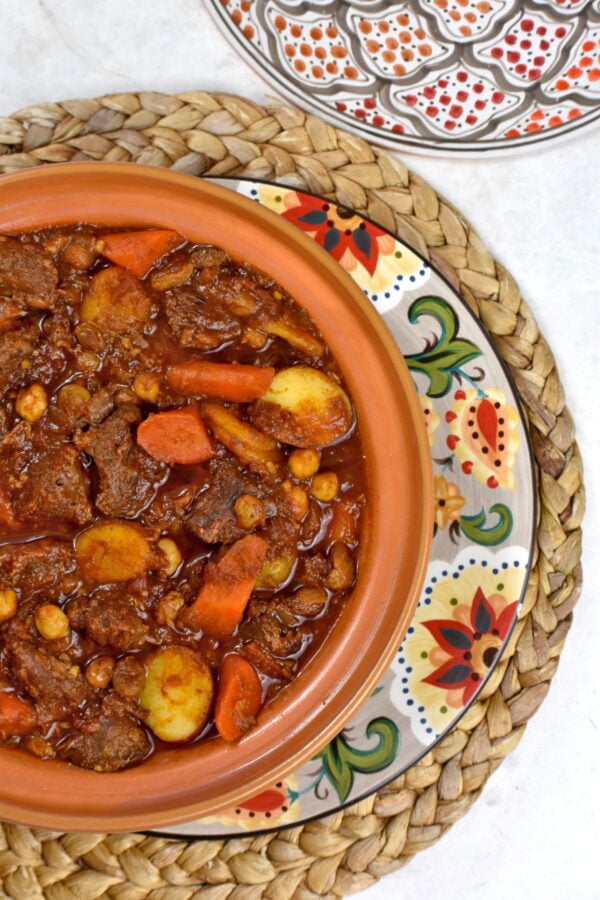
[0,163,433,831]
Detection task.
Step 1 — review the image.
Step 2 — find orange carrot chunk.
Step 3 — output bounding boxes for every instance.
[214,654,263,742]
[167,360,275,402]
[137,405,214,465]
[0,692,37,740]
[191,535,268,638]
[98,230,183,278]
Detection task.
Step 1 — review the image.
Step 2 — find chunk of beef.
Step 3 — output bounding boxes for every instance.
[8,641,90,727]
[0,538,76,598]
[0,420,33,484]
[75,404,166,517]
[141,484,196,533]
[246,610,305,659]
[185,458,276,544]
[58,697,151,772]
[68,591,149,652]
[14,441,92,526]
[190,245,230,269]
[297,553,329,587]
[164,287,242,350]
[239,639,296,681]
[0,237,58,310]
[0,324,38,392]
[85,386,117,425]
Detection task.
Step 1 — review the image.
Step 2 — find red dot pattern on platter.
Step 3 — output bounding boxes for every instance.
[217,0,600,148]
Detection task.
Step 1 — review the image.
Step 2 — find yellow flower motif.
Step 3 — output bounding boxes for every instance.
[434,474,466,529]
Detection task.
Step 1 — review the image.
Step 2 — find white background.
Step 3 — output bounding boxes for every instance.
[1,2,598,897]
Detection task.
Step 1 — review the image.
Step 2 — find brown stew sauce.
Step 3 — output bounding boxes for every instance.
[0,225,366,771]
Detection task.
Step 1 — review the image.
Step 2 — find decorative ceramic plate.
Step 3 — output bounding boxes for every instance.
[207,0,600,155]
[151,177,536,837]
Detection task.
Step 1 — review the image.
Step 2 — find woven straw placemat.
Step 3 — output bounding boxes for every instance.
[0,92,584,900]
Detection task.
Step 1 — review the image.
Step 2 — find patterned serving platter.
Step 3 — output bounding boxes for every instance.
[207,0,600,155]
[153,177,536,837]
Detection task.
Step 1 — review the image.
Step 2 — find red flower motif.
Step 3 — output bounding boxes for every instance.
[280,194,388,276]
[422,587,518,704]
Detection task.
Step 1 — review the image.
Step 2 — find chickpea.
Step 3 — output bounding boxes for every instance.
[15,383,48,422]
[324,542,355,591]
[85,656,115,689]
[133,372,161,403]
[288,586,328,618]
[150,261,194,291]
[113,656,146,700]
[77,351,101,371]
[242,328,269,350]
[35,604,70,640]
[155,590,185,627]
[158,537,182,576]
[0,588,18,623]
[234,493,265,530]
[282,479,309,521]
[25,735,54,758]
[63,236,97,270]
[310,471,339,503]
[57,383,91,416]
[288,448,321,480]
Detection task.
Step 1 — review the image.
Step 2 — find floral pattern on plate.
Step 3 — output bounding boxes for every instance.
[207,0,600,153]
[474,9,576,85]
[254,183,430,309]
[391,546,526,740]
[152,177,536,838]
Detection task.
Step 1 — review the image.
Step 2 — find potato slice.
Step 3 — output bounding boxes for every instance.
[202,402,282,470]
[140,646,213,743]
[250,366,353,448]
[262,320,324,357]
[80,266,151,333]
[75,520,154,583]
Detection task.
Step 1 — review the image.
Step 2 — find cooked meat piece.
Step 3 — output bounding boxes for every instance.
[140,483,200,536]
[85,386,116,425]
[0,420,34,482]
[75,404,166,517]
[58,701,151,772]
[190,245,230,269]
[14,442,92,526]
[0,538,76,598]
[8,641,90,727]
[185,458,247,544]
[68,592,149,652]
[164,287,242,350]
[0,237,58,309]
[0,324,38,392]
[239,639,296,681]
[186,457,275,544]
[297,553,330,587]
[246,610,305,659]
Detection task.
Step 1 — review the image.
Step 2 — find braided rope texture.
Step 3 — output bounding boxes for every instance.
[0,92,584,900]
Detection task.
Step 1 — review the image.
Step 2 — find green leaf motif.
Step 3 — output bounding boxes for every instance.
[459,503,513,546]
[314,717,400,804]
[405,296,482,398]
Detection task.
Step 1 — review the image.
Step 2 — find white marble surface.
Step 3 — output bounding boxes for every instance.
[1,2,599,897]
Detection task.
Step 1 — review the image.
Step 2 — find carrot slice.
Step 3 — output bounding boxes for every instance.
[191,535,268,638]
[167,361,275,402]
[98,230,182,278]
[214,654,263,742]
[0,692,37,740]
[137,405,214,465]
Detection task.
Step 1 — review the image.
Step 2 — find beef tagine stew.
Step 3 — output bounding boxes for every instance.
[0,225,366,772]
